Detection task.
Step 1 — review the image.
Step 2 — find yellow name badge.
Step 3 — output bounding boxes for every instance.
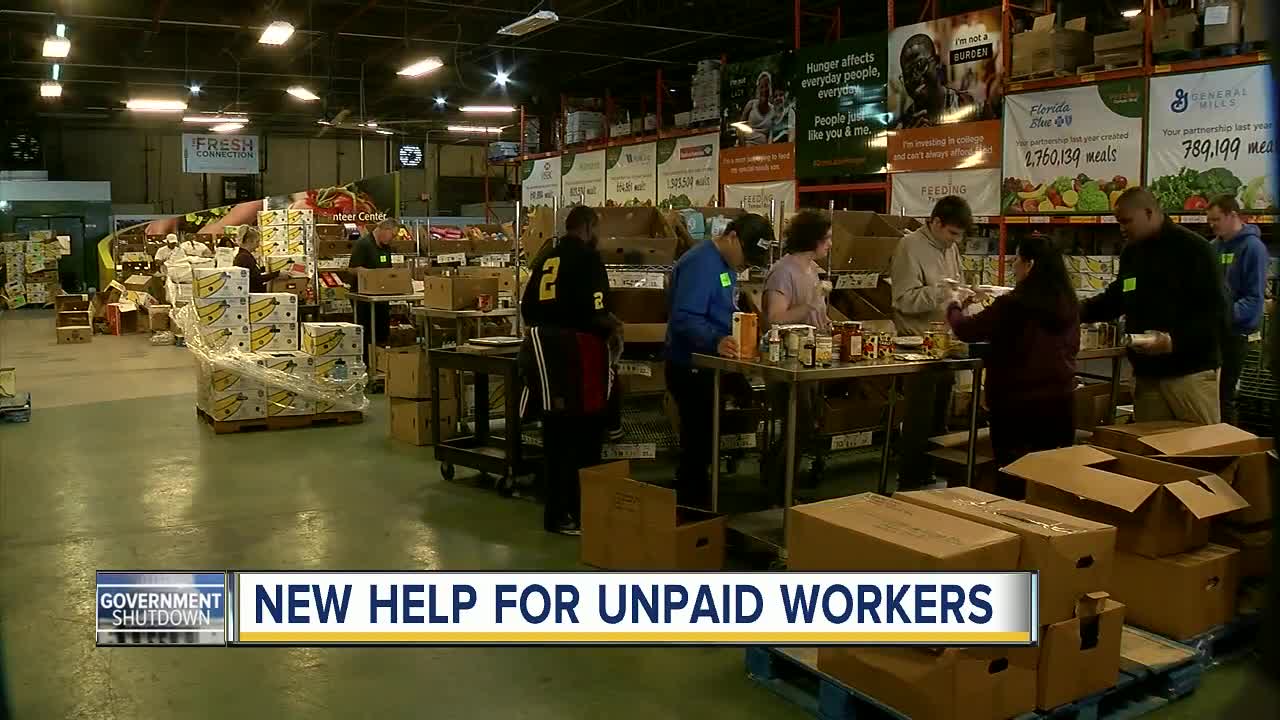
[1123,277,1136,292]
[720,272,732,288]
[1221,253,1234,265]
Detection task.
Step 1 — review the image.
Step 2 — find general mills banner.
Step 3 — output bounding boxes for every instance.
[561,150,606,207]
[1002,80,1144,215]
[182,134,260,175]
[1147,64,1277,212]
[520,156,562,211]
[605,143,657,207]
[657,134,719,209]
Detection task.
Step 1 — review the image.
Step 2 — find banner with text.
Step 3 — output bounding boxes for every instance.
[182,134,260,175]
[723,180,798,218]
[795,33,889,178]
[1002,80,1144,215]
[887,8,1003,171]
[891,169,1000,217]
[520,156,562,210]
[657,134,720,209]
[605,143,657,207]
[720,143,796,184]
[1147,65,1277,213]
[723,52,797,148]
[562,150,607,207]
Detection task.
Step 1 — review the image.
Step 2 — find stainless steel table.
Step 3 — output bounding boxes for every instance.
[412,307,519,348]
[349,292,423,351]
[692,353,985,557]
[1077,346,1127,425]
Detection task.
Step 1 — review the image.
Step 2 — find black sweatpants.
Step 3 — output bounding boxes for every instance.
[356,302,391,364]
[541,414,604,529]
[988,394,1075,498]
[666,362,715,509]
[1220,334,1249,425]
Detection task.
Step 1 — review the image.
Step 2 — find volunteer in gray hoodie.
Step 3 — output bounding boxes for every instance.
[890,195,970,488]
[1208,195,1268,424]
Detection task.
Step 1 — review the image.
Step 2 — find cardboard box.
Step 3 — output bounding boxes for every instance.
[314,224,346,240]
[202,388,266,422]
[193,296,249,328]
[370,344,412,375]
[191,267,249,300]
[387,349,455,400]
[56,325,92,344]
[1201,0,1242,46]
[268,277,309,299]
[1153,30,1197,54]
[54,294,90,312]
[254,352,317,417]
[787,493,1021,572]
[1109,544,1239,640]
[927,428,1001,494]
[357,268,413,295]
[389,398,456,445]
[56,309,91,328]
[106,303,139,335]
[1093,423,1273,526]
[144,305,171,332]
[1011,23,1094,77]
[123,274,163,298]
[1037,593,1125,710]
[896,488,1116,626]
[456,267,517,295]
[621,323,667,344]
[313,355,363,380]
[198,324,251,352]
[248,293,299,324]
[1004,446,1248,557]
[422,277,499,310]
[1092,29,1143,54]
[828,212,917,274]
[579,461,727,570]
[1211,522,1271,578]
[816,646,1038,720]
[250,323,299,352]
[317,238,352,259]
[260,224,309,245]
[265,254,308,276]
[302,322,364,357]
[1244,0,1266,44]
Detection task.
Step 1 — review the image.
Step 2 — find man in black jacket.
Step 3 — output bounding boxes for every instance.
[347,219,399,364]
[1081,187,1226,424]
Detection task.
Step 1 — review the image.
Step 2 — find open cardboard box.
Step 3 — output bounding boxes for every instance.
[1109,543,1239,641]
[1003,445,1248,557]
[816,645,1038,720]
[1037,592,1125,710]
[787,493,1020,572]
[827,211,917,274]
[1091,423,1274,525]
[579,461,726,570]
[895,487,1116,627]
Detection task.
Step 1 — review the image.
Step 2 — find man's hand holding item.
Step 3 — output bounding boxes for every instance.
[717,336,739,358]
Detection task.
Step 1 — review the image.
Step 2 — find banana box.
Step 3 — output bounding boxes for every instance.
[197,324,251,352]
[201,387,267,422]
[248,293,299,324]
[312,357,365,414]
[261,224,310,246]
[260,208,315,226]
[254,351,316,378]
[261,238,308,257]
[192,267,249,300]
[265,255,308,276]
[249,323,300,352]
[254,351,316,416]
[302,322,364,357]
[193,296,249,328]
[314,397,363,414]
[264,387,313,417]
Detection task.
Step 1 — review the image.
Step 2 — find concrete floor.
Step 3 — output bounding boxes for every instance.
[0,309,1259,718]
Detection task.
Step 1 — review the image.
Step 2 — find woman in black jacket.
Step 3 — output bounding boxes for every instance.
[231,228,282,293]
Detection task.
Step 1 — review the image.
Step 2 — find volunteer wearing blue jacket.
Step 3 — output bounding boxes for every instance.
[666,213,774,509]
[1208,195,1268,424]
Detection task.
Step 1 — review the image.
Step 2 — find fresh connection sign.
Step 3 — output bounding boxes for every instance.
[182,133,261,175]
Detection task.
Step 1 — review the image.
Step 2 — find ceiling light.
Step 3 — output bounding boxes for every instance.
[211,123,245,133]
[52,64,60,81]
[126,98,188,112]
[375,129,394,135]
[361,122,378,128]
[286,85,320,101]
[495,70,510,86]
[730,122,753,134]
[497,10,559,36]
[55,23,66,37]
[397,57,444,77]
[459,105,515,113]
[447,125,503,134]
[1121,9,1142,18]
[40,81,62,98]
[259,21,295,45]
[434,96,447,107]
[189,84,201,95]
[42,36,70,58]
[183,113,248,123]
[316,119,331,125]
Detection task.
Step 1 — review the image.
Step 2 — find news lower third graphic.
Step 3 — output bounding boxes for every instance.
[96,572,228,646]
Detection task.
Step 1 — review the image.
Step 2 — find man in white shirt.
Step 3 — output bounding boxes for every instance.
[178,234,211,259]
[889,195,971,489]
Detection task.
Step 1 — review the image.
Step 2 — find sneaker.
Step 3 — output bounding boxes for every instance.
[551,519,582,536]
[607,426,625,442]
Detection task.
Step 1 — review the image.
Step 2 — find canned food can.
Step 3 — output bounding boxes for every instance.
[816,334,833,366]
[476,293,494,312]
[864,333,880,359]
[785,329,800,357]
[732,312,758,360]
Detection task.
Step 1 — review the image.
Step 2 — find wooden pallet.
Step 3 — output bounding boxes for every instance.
[1010,69,1073,82]
[1182,587,1266,666]
[1078,58,1142,74]
[0,392,32,424]
[746,633,1201,720]
[196,407,363,434]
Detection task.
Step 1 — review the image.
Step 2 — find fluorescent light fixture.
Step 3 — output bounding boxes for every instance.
[730,122,753,134]
[375,129,394,135]
[494,70,510,86]
[497,10,559,36]
[40,81,62,98]
[211,123,245,133]
[459,105,515,113]
[316,119,331,125]
[361,122,378,128]
[447,125,503,134]
[189,84,201,95]
[126,98,187,112]
[259,21,295,45]
[286,85,320,101]
[52,64,60,81]
[397,57,444,77]
[183,113,247,123]
[1121,9,1142,18]
[56,23,66,37]
[434,96,447,107]
[43,36,70,58]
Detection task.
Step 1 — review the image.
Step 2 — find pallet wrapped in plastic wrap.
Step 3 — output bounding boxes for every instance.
[172,304,369,421]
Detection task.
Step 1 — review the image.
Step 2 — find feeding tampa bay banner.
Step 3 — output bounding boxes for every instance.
[1147,64,1277,213]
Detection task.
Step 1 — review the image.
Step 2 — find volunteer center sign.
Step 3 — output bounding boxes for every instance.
[182,133,260,175]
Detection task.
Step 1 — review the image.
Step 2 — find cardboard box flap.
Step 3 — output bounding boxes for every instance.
[1096,421,1197,440]
[580,462,677,527]
[909,487,1113,536]
[795,494,1019,558]
[1138,423,1272,456]
[1003,447,1159,512]
[1162,475,1250,520]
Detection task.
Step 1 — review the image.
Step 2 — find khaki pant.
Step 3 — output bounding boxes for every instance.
[1134,370,1220,424]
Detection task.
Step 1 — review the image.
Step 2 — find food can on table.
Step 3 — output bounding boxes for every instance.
[925,322,951,359]
[816,334,834,366]
[863,332,880,360]
[732,312,758,359]
[767,328,782,363]
[843,322,863,361]
[784,327,801,357]
[476,293,494,312]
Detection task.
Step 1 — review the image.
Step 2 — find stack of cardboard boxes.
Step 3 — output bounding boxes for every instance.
[258,208,314,302]
[192,267,252,351]
[789,491,1124,718]
[54,294,93,344]
[690,59,721,124]
[1,231,62,308]
[302,321,365,414]
[255,351,315,418]
[565,111,606,144]
[387,348,456,446]
[1090,19,1144,69]
[1010,15,1093,78]
[248,293,300,353]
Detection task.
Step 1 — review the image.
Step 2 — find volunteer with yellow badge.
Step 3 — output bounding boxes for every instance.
[347,218,399,365]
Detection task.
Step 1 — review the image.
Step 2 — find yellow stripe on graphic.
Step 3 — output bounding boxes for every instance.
[237,631,1032,643]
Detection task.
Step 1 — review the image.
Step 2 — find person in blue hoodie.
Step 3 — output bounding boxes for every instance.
[665,213,774,509]
[1208,195,1268,424]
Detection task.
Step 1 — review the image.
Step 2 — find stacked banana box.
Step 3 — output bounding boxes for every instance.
[960,254,1002,286]
[255,351,315,417]
[257,208,314,285]
[1066,255,1118,293]
[192,266,252,351]
[303,321,365,414]
[2,231,62,307]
